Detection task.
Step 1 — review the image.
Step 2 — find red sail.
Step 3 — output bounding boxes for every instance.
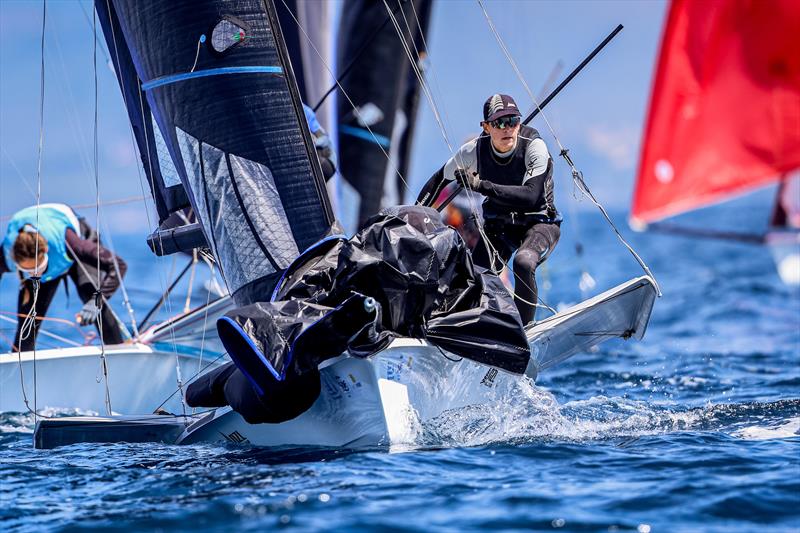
[631,0,800,226]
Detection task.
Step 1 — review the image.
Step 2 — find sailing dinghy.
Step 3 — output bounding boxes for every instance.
[0,291,231,415]
[631,0,800,286]
[34,0,657,449]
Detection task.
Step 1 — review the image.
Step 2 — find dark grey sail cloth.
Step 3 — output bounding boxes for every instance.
[336,0,431,228]
[95,1,190,224]
[186,206,530,423]
[103,0,334,301]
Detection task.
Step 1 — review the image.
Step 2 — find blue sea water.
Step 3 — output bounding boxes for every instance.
[1,193,798,532]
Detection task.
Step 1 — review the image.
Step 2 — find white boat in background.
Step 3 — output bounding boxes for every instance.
[1,296,231,415]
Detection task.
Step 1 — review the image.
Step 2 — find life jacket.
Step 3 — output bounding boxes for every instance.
[2,204,80,282]
[476,125,559,225]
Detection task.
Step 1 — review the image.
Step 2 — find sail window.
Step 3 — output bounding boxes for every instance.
[176,127,301,294]
[151,113,182,187]
[210,16,250,55]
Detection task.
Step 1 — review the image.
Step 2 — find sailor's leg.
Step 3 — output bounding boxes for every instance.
[513,223,561,324]
[14,276,61,351]
[68,262,124,345]
[471,226,511,274]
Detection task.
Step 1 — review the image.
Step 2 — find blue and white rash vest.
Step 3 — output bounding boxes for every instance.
[2,203,80,282]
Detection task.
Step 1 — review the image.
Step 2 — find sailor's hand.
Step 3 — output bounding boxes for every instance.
[454,168,481,191]
[76,300,100,326]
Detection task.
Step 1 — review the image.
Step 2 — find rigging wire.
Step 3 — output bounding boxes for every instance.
[98,0,184,368]
[98,218,140,337]
[0,313,90,346]
[92,1,114,416]
[96,0,192,414]
[42,10,140,338]
[278,0,409,192]
[15,0,48,422]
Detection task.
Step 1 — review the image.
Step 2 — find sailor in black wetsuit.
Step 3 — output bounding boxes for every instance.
[417,93,561,325]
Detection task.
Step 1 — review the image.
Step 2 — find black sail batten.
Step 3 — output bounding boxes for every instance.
[105,0,335,304]
[95,1,191,224]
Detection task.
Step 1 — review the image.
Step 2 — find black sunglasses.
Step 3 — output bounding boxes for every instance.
[488,115,521,129]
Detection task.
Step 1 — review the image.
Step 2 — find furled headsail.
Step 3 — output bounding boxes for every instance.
[336,0,433,229]
[99,0,335,304]
[631,0,800,227]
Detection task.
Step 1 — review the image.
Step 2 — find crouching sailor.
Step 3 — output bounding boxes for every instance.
[0,203,128,351]
[417,93,561,325]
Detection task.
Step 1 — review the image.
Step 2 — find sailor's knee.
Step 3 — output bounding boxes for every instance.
[513,249,540,273]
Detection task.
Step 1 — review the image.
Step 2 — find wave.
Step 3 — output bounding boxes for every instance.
[419,381,800,447]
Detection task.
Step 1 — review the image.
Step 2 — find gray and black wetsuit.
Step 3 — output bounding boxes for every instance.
[417,125,560,324]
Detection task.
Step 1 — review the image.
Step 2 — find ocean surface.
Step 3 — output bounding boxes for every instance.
[1,193,798,532]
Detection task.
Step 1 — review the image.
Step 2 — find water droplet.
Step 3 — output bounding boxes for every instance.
[319,493,331,502]
[297,493,308,503]
[552,518,566,528]
[234,503,244,513]
[280,514,291,524]
[638,524,651,533]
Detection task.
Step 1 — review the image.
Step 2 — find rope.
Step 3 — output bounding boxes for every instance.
[189,35,204,73]
[12,0,49,422]
[152,352,228,414]
[184,249,198,313]
[98,218,139,337]
[0,314,84,347]
[191,260,217,413]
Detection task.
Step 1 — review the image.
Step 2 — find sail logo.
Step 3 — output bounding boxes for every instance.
[481,368,498,387]
[222,430,250,444]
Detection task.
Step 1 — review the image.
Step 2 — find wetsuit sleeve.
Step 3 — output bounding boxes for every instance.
[415,165,448,207]
[64,228,127,298]
[416,141,478,207]
[476,157,553,210]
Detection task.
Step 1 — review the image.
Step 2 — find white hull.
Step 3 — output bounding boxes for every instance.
[176,276,658,447]
[33,276,658,449]
[179,339,515,447]
[0,343,222,415]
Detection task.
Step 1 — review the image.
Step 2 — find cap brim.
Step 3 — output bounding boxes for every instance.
[485,108,521,122]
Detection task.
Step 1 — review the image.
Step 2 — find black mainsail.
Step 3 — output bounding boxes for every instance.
[95,2,191,226]
[99,0,334,304]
